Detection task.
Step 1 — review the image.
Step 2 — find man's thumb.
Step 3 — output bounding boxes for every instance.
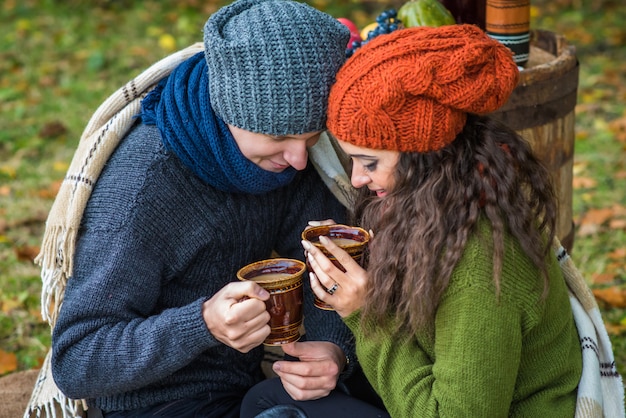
[279,341,299,357]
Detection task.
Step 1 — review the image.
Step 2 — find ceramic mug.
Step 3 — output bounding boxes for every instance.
[301,224,370,310]
[237,258,305,345]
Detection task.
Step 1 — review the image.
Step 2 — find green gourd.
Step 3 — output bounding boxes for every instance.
[397,0,456,28]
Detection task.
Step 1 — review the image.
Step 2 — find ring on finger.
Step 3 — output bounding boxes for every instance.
[326,282,339,295]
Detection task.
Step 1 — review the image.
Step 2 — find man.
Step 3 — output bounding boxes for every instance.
[46,1,365,416]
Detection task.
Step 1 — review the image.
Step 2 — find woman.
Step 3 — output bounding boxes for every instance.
[303,25,582,417]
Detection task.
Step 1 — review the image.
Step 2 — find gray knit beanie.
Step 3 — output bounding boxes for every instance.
[204,0,350,135]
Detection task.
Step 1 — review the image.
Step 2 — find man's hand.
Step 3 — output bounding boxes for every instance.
[272,341,347,401]
[202,281,271,353]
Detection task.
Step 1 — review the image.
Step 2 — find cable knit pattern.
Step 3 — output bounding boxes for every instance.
[327,25,520,152]
[50,123,355,412]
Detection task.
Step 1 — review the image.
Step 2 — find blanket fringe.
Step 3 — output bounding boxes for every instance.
[35,226,74,325]
[25,396,86,418]
[24,352,87,418]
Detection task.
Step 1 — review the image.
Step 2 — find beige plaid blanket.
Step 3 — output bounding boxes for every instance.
[553,239,625,417]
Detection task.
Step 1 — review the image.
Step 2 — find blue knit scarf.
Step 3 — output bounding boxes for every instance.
[140,52,296,194]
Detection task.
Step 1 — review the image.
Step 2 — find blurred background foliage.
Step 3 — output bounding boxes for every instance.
[1,0,625,384]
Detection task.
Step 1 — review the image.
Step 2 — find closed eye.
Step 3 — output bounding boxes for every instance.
[364,160,378,172]
[348,153,379,172]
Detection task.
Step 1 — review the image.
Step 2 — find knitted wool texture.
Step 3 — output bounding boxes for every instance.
[204,0,350,135]
[327,24,520,152]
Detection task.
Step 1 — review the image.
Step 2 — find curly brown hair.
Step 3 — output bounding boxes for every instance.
[351,115,558,336]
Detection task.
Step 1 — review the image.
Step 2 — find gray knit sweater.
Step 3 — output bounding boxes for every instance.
[51,123,354,412]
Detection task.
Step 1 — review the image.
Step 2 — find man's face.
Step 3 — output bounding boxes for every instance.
[228,125,322,172]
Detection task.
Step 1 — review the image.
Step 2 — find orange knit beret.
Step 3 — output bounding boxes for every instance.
[327,24,520,152]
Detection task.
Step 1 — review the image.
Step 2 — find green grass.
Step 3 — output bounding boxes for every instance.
[1,0,625,387]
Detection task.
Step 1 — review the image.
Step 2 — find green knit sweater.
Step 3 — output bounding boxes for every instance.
[344,227,582,417]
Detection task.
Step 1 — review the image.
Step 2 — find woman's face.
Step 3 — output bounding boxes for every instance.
[228,125,322,172]
[338,140,400,198]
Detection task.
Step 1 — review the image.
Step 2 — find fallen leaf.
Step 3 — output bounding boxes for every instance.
[572,176,597,189]
[130,46,150,58]
[577,222,601,237]
[612,204,626,216]
[608,247,626,260]
[592,272,616,284]
[38,121,67,139]
[593,287,626,308]
[158,33,176,52]
[53,161,69,172]
[609,116,626,142]
[575,131,590,142]
[606,262,625,274]
[29,309,44,323]
[1,297,23,313]
[0,350,18,375]
[610,219,626,230]
[37,180,62,199]
[15,245,40,262]
[580,208,614,227]
[605,322,626,336]
[573,161,588,175]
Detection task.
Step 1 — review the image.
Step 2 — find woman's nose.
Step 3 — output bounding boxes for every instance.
[350,167,370,189]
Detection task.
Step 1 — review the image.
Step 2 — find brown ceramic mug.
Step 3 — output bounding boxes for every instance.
[301,224,370,310]
[237,258,305,346]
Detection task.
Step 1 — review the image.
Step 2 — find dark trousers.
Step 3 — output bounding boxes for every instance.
[95,367,387,418]
[98,392,243,418]
[240,373,389,418]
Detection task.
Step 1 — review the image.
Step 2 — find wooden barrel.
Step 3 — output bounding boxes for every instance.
[489,30,578,252]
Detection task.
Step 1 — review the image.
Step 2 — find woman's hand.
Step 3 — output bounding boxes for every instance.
[302,236,369,318]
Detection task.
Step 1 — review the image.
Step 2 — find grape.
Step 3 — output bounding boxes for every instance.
[345,8,400,57]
